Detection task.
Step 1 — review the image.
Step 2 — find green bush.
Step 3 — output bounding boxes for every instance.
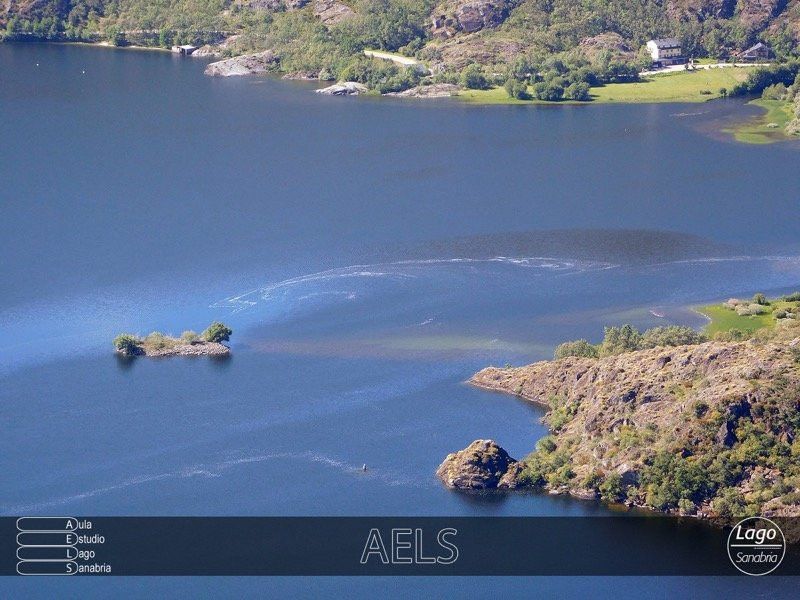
[202,321,232,343]
[761,83,788,100]
[536,436,557,453]
[600,324,642,356]
[554,339,599,359]
[780,491,800,505]
[753,293,768,305]
[533,80,564,101]
[712,486,747,518]
[144,331,171,350]
[504,78,530,100]
[640,452,710,510]
[113,334,142,355]
[180,330,200,343]
[564,82,590,101]
[641,326,706,349]
[460,64,489,90]
[599,472,625,502]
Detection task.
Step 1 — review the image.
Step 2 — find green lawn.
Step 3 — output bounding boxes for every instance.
[696,304,775,336]
[696,298,800,335]
[458,86,561,105]
[459,67,755,105]
[726,98,795,144]
[590,68,750,103]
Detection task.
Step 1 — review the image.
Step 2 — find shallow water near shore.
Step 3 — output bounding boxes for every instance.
[2,43,800,596]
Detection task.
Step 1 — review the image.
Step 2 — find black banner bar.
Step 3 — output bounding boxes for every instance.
[2,517,800,576]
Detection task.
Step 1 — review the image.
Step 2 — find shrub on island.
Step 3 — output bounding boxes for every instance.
[202,321,232,344]
[113,334,143,355]
[144,331,174,350]
[180,330,200,344]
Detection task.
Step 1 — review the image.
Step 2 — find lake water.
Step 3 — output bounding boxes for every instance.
[2,43,800,597]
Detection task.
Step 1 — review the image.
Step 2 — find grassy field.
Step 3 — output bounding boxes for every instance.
[696,304,775,336]
[726,98,795,144]
[590,67,751,103]
[696,297,800,336]
[460,67,754,105]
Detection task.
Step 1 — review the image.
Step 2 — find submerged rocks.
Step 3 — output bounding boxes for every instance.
[385,83,461,98]
[204,50,278,77]
[315,81,369,95]
[436,439,521,489]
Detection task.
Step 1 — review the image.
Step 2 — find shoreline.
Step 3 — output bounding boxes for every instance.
[7,40,797,146]
[19,40,175,54]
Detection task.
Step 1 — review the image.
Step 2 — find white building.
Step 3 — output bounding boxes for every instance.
[646,38,685,66]
[171,45,198,56]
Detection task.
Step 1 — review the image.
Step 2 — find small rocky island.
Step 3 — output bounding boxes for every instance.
[441,318,800,522]
[113,322,232,357]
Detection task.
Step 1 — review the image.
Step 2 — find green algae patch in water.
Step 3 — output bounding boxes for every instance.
[725,98,796,145]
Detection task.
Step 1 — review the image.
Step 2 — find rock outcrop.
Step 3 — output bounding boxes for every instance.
[436,439,521,489]
[204,50,278,77]
[313,0,356,24]
[578,32,633,62]
[315,81,368,95]
[431,0,516,38]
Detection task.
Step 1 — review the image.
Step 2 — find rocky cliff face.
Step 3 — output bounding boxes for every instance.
[461,339,800,520]
[431,0,517,38]
[313,0,355,25]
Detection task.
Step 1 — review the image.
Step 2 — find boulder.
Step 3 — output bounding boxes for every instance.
[436,439,520,489]
[315,81,369,95]
[204,50,278,77]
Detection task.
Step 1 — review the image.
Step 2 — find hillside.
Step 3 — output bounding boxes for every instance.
[468,334,800,520]
[2,0,799,81]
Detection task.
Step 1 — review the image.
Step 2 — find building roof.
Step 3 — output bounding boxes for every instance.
[649,38,681,48]
[736,42,771,56]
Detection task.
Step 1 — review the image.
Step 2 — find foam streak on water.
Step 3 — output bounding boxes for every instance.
[212,256,618,313]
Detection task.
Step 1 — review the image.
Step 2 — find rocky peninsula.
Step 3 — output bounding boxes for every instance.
[113,322,232,358]
[440,332,800,522]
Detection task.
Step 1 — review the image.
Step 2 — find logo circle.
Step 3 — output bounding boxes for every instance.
[727,517,785,576]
